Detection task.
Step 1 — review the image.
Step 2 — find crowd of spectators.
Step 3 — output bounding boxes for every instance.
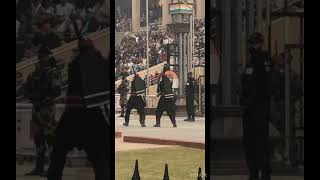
[115,15,131,32]
[16,0,109,63]
[194,19,205,67]
[115,17,205,80]
[115,20,173,80]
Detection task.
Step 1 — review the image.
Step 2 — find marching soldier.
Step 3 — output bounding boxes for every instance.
[117,76,129,117]
[241,32,272,180]
[123,72,146,127]
[47,39,110,180]
[24,46,61,176]
[184,72,196,122]
[154,64,177,128]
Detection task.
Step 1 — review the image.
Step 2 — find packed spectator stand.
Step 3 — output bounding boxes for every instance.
[115,17,205,81]
[16,0,109,63]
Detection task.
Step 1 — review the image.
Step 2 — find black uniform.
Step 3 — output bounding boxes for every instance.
[154,72,177,127]
[241,49,272,178]
[185,76,196,121]
[124,75,146,127]
[47,46,110,180]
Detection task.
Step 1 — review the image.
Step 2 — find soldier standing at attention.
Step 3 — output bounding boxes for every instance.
[117,76,128,117]
[24,46,61,176]
[184,72,196,122]
[241,32,272,180]
[154,63,177,128]
[123,72,146,127]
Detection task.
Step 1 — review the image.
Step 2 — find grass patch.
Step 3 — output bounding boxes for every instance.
[116,146,205,180]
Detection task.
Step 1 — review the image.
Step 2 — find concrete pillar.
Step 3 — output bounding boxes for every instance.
[231,0,243,104]
[132,0,141,32]
[196,0,205,19]
[222,0,232,105]
[256,0,263,33]
[178,33,183,97]
[247,0,255,35]
[161,0,170,28]
[183,33,188,83]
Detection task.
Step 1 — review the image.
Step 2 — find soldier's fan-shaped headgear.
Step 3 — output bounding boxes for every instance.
[248,32,264,44]
[38,46,52,58]
[163,63,170,72]
[78,38,94,50]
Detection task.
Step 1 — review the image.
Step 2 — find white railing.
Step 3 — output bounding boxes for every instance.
[116,20,132,32]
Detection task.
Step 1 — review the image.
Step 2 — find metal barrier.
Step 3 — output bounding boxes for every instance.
[131,159,204,180]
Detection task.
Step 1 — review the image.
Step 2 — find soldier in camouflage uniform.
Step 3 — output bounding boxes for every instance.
[24,46,61,176]
[117,76,128,117]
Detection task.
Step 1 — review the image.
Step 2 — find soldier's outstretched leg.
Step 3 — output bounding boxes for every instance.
[137,106,146,127]
[167,99,177,128]
[154,97,165,127]
[185,97,192,121]
[190,97,195,121]
[47,141,69,180]
[124,98,134,126]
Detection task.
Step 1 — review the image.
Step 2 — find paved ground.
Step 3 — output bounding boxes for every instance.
[115,113,205,143]
[16,163,95,180]
[16,163,304,180]
[210,175,304,180]
[115,137,175,152]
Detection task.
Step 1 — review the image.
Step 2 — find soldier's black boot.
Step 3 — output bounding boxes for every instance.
[25,169,42,176]
[190,117,195,122]
[26,146,45,176]
[123,122,129,126]
[169,115,177,127]
[25,159,45,176]
[119,108,124,117]
[153,117,160,127]
[184,117,191,121]
[247,170,259,180]
[140,115,146,127]
[39,171,48,177]
[153,124,160,127]
[119,107,125,117]
[172,122,177,128]
[261,171,271,180]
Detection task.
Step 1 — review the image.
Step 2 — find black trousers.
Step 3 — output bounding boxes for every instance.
[47,108,110,180]
[186,95,195,119]
[243,100,271,175]
[155,96,176,125]
[125,96,146,125]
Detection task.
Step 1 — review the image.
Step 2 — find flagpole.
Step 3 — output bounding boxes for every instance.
[146,0,150,107]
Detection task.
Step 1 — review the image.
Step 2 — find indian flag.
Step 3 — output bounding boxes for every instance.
[169,3,193,14]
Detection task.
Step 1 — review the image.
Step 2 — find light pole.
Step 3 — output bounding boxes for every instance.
[146,0,150,107]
